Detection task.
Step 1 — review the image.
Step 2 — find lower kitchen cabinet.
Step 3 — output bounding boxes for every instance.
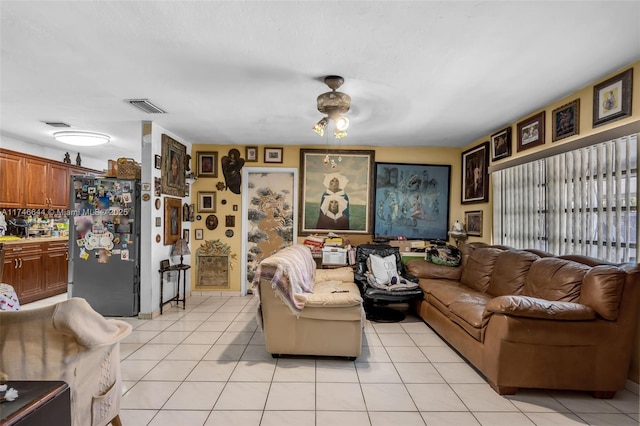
[2,239,68,305]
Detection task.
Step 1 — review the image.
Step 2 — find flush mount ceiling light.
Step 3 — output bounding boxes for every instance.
[313,75,351,138]
[53,131,111,146]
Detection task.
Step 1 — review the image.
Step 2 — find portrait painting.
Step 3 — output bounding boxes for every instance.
[164,197,182,246]
[299,149,374,235]
[593,68,633,127]
[197,151,218,178]
[161,134,186,197]
[461,142,489,204]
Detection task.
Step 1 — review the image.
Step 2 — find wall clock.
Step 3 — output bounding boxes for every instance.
[205,214,218,230]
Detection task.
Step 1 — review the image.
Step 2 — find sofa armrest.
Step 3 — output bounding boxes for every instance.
[485,295,596,321]
[405,259,462,281]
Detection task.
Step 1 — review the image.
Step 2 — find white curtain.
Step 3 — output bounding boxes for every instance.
[493,134,637,263]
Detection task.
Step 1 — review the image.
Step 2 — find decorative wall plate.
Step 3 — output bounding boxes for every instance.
[206,214,219,230]
[155,234,161,243]
[155,198,161,210]
[225,229,234,238]
[142,193,151,201]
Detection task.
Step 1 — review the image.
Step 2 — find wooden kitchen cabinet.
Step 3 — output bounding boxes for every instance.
[0,151,24,208]
[43,241,68,294]
[0,149,99,210]
[2,242,45,304]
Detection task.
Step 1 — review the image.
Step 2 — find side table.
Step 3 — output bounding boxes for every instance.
[159,264,190,314]
[0,381,70,426]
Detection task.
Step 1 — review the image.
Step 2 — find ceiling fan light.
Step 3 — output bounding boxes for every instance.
[334,115,350,131]
[312,117,329,136]
[53,131,111,146]
[334,128,347,139]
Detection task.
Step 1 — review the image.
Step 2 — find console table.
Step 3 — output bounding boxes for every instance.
[0,381,70,426]
[159,264,190,314]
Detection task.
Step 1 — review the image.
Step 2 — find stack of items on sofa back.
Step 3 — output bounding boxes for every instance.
[405,243,639,398]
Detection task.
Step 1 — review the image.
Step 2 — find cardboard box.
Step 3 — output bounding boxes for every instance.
[322,247,347,264]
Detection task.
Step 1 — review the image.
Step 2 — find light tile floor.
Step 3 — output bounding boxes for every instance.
[24,294,640,426]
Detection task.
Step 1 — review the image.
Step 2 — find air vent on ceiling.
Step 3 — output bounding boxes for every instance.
[125,99,166,114]
[43,121,71,127]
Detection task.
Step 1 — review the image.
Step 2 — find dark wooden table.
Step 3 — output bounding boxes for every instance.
[0,381,70,426]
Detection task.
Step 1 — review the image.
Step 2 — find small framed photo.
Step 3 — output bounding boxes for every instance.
[154,155,162,170]
[517,111,545,152]
[182,229,190,242]
[593,68,633,128]
[198,191,216,213]
[461,142,489,204]
[245,146,258,162]
[225,215,235,228]
[465,210,483,237]
[552,99,580,142]
[264,147,283,163]
[196,151,218,178]
[490,127,511,161]
[155,217,161,227]
[195,228,204,240]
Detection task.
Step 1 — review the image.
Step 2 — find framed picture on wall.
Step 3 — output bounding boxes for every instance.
[461,142,489,204]
[299,149,375,235]
[196,151,218,178]
[198,191,216,213]
[245,146,258,162]
[161,134,187,197]
[490,127,512,161]
[264,147,283,163]
[195,228,204,240]
[163,197,182,246]
[465,210,483,237]
[552,99,580,142]
[593,68,633,127]
[517,112,545,152]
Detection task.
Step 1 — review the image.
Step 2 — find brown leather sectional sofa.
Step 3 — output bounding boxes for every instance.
[405,243,640,398]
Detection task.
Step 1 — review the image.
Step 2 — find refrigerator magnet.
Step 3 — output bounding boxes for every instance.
[122,193,132,204]
[80,248,89,260]
[121,249,130,260]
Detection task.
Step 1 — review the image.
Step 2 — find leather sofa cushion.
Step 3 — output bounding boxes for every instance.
[488,250,539,297]
[485,295,595,320]
[405,260,462,281]
[579,265,625,320]
[523,258,590,302]
[448,301,485,341]
[460,248,503,292]
[429,284,492,308]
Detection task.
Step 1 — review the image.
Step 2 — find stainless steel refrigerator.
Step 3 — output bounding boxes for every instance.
[68,176,140,316]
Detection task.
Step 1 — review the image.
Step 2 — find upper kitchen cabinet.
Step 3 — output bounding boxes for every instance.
[0,149,100,210]
[0,150,24,208]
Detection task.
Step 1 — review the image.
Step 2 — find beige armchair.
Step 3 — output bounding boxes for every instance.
[0,297,131,426]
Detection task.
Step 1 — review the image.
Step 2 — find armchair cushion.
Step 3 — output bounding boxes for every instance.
[367,253,400,286]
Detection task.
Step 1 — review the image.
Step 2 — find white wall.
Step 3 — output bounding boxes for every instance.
[138,122,192,316]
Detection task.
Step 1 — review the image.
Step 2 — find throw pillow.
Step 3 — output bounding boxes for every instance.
[426,245,461,267]
[367,253,400,286]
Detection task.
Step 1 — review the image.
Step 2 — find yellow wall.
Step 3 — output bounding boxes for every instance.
[464,61,640,244]
[188,144,460,292]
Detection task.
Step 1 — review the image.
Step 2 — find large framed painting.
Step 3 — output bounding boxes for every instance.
[461,142,490,204]
[299,149,375,235]
[241,167,298,296]
[374,162,451,242]
[161,134,186,197]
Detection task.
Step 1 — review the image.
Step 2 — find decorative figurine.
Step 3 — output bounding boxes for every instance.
[63,152,71,163]
[75,153,82,166]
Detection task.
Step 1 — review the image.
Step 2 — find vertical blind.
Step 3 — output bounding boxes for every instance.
[493,133,637,263]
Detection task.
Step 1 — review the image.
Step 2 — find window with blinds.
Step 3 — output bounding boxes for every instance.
[493,133,637,263]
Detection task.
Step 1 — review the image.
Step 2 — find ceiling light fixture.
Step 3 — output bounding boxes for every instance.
[313,75,351,139]
[53,131,111,146]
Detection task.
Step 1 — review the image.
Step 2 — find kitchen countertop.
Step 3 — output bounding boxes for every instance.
[0,236,69,245]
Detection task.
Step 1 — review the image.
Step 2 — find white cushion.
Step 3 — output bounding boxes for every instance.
[367,253,400,286]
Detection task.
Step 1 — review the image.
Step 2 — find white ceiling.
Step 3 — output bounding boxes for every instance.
[1,1,639,162]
